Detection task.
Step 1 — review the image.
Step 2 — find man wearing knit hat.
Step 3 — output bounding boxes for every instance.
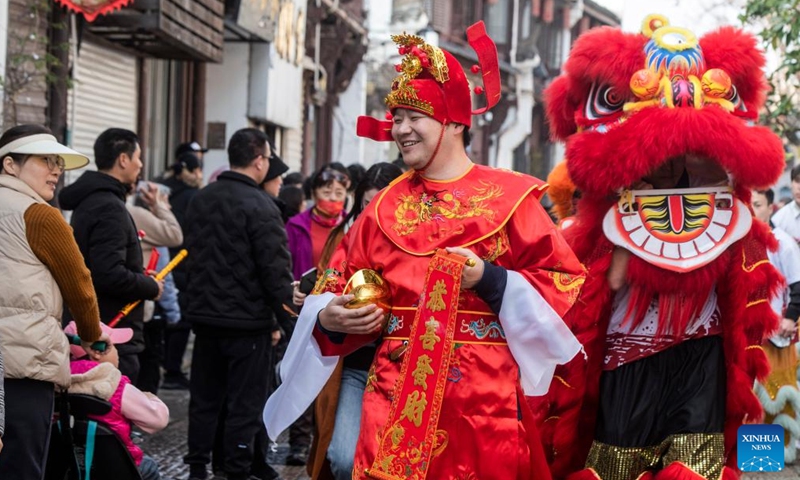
[265,22,583,480]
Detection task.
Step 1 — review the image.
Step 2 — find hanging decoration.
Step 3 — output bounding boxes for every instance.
[54,0,134,23]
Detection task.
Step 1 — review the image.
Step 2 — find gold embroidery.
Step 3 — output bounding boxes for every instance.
[412,354,434,389]
[400,390,427,428]
[432,429,449,457]
[549,270,586,304]
[392,182,504,237]
[426,280,447,312]
[311,268,340,295]
[390,423,404,447]
[365,363,378,393]
[484,228,510,263]
[419,318,441,351]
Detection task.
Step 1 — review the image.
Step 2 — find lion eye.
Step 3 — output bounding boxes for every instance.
[585,83,625,120]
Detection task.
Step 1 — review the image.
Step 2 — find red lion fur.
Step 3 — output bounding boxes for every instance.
[533,21,786,479]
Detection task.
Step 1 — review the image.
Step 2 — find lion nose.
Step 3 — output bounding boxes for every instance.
[670,77,697,108]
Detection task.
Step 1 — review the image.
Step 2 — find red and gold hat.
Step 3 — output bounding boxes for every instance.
[357,21,502,142]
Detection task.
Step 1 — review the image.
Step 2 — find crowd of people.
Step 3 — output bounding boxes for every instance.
[1,14,800,480]
[0,119,411,480]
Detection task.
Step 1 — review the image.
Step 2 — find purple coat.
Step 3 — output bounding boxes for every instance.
[286,209,314,281]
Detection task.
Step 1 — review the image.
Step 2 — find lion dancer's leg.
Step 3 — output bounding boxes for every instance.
[571,337,728,480]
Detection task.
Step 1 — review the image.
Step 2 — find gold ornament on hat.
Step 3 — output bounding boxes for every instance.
[384,33,450,115]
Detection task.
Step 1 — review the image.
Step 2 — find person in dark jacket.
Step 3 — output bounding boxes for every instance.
[59,128,163,385]
[159,151,202,390]
[183,128,294,480]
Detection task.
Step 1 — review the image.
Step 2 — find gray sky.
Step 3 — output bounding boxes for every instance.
[594,0,746,35]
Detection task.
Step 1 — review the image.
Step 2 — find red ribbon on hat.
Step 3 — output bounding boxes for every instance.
[467,21,502,115]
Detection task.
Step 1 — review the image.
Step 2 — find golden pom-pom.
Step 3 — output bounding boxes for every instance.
[701,68,732,99]
[641,14,669,37]
[630,69,660,99]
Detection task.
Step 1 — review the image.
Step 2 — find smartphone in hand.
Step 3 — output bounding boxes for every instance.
[298,268,318,295]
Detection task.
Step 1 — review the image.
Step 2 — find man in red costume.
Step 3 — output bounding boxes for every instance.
[533,14,786,480]
[265,22,585,480]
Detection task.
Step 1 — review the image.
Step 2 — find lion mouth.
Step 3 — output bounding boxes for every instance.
[634,154,729,191]
[604,154,749,273]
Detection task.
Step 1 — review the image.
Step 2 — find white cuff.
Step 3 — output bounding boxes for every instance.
[499,271,582,396]
[263,292,338,440]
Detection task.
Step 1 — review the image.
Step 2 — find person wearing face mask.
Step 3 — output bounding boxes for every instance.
[307,162,403,480]
[285,164,350,283]
[0,124,108,479]
[283,163,350,465]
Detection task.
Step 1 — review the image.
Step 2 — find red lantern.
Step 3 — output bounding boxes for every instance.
[55,0,134,23]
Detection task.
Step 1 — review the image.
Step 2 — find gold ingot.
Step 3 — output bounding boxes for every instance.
[343,269,393,324]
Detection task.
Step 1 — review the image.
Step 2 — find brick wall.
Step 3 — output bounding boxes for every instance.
[3,0,49,128]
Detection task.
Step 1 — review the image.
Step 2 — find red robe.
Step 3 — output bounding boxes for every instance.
[312,164,585,480]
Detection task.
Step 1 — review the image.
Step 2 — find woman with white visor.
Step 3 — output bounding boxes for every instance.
[0,124,107,479]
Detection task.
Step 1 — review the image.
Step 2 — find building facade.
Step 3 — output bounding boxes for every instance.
[362,0,619,176]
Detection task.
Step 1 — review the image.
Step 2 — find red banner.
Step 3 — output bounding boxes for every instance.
[55,0,133,23]
[365,250,467,480]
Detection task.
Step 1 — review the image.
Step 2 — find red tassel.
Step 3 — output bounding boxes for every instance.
[471,64,481,73]
[384,112,393,120]
[474,86,484,95]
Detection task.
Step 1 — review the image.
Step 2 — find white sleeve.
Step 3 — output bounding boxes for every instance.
[498,271,583,396]
[776,228,800,285]
[263,292,338,440]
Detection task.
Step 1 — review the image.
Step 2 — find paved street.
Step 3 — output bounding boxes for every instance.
[143,388,800,480]
[142,388,309,480]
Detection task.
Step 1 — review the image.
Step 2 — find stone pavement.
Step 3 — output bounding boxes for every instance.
[142,387,800,479]
[141,388,309,480]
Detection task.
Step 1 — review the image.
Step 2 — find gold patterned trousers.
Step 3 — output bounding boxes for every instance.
[585,433,725,480]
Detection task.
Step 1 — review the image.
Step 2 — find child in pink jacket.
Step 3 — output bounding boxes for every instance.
[65,321,169,480]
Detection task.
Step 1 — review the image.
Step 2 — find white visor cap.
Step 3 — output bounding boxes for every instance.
[0,134,90,170]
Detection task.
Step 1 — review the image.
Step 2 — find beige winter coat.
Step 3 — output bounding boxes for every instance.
[0,175,71,387]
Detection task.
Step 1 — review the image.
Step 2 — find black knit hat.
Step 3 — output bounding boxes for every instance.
[265,153,289,181]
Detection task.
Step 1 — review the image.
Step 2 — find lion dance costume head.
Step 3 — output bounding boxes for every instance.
[537,15,786,479]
